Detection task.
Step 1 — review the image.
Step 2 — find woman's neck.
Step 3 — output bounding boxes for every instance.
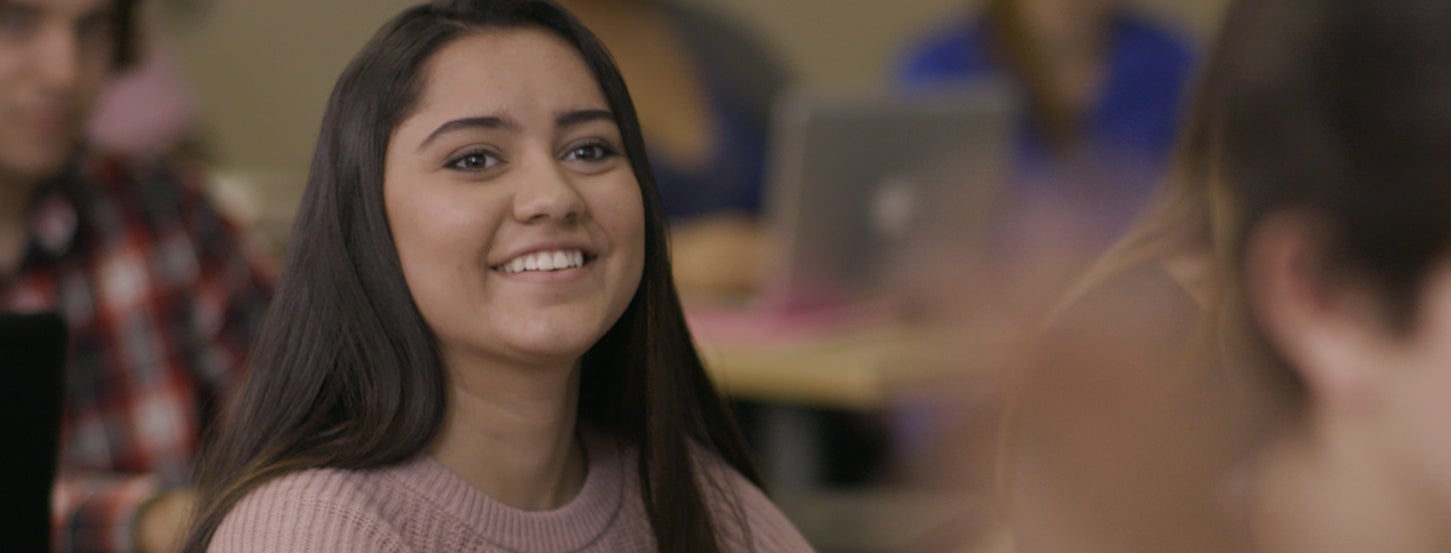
[1249,425,1450,553]
[1016,0,1114,59]
[1012,3,1114,116]
[428,358,587,511]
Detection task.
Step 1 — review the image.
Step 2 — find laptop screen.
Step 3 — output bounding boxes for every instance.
[760,84,1015,310]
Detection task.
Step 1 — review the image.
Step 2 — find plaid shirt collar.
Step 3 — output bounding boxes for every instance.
[26,185,80,260]
[21,156,96,263]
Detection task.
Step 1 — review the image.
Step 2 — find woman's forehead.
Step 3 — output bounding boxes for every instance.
[411,27,608,119]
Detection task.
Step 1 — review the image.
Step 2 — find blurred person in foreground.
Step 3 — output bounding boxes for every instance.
[556,0,788,299]
[997,0,1451,551]
[179,1,813,551]
[0,0,271,551]
[1215,0,1451,550]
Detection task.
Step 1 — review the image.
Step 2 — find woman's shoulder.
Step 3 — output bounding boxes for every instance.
[235,466,384,506]
[686,442,817,553]
[600,432,814,551]
[208,467,410,553]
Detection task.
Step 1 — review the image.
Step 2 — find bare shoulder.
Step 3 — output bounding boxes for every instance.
[208,468,408,553]
[1016,260,1211,447]
[1046,261,1202,356]
[1005,258,1254,552]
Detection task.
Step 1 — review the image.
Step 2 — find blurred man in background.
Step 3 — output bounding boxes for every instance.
[0,0,270,551]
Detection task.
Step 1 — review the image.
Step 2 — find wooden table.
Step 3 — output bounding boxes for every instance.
[689,312,1017,488]
[695,318,1011,409]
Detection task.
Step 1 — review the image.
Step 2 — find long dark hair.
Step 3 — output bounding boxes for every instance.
[182,1,759,551]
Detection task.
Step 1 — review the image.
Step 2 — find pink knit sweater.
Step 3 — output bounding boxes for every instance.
[208,433,814,552]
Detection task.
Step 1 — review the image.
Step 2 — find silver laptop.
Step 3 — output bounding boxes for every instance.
[757,84,1016,311]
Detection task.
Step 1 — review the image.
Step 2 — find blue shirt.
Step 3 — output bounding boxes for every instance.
[650,73,771,220]
[898,15,1195,240]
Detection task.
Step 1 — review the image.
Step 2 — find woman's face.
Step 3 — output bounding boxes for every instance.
[383,27,645,371]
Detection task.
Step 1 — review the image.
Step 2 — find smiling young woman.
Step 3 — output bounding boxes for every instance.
[179,2,813,552]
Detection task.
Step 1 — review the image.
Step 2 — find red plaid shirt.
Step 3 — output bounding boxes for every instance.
[1,156,272,553]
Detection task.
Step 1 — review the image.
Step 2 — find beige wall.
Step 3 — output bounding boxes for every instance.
[167,0,415,172]
[690,0,1228,88]
[168,0,1229,176]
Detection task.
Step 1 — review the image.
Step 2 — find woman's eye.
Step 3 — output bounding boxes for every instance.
[563,143,617,162]
[445,151,499,171]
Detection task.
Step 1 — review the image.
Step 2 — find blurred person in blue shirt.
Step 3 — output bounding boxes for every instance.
[898,0,1196,249]
[559,0,788,298]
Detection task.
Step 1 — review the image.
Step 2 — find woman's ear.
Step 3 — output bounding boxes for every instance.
[1243,213,1391,410]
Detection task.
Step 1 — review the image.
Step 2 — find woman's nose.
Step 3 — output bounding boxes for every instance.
[511,161,586,224]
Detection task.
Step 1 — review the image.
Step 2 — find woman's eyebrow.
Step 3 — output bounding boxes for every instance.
[417,115,520,151]
[556,109,615,129]
[415,109,613,151]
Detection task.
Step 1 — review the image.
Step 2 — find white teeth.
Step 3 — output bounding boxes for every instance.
[496,249,587,273]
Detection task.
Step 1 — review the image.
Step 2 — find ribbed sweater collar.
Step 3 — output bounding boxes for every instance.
[380,431,629,552]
